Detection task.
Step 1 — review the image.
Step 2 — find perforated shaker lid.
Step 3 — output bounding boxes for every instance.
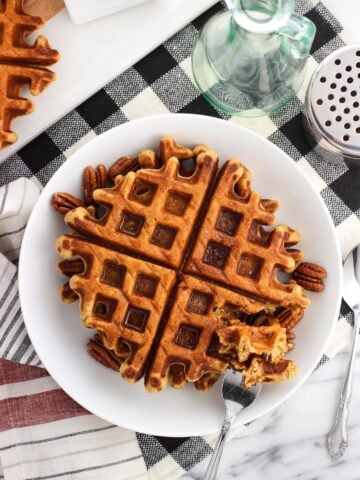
[306,45,360,158]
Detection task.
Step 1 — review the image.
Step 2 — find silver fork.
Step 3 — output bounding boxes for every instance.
[203,369,262,480]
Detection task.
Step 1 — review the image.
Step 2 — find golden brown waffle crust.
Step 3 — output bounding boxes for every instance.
[65,152,218,269]
[185,159,309,308]
[57,234,176,383]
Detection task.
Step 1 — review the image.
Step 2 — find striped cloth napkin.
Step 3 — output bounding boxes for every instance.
[0,181,150,479]
[0,1,359,479]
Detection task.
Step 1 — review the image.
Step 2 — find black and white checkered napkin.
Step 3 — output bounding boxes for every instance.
[0,1,358,477]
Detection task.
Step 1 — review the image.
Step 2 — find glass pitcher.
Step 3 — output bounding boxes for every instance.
[192,0,316,117]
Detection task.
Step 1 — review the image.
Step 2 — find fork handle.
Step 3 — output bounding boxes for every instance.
[203,411,234,480]
[327,304,360,458]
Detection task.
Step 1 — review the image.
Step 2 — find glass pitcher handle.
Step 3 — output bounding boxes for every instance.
[279,13,316,59]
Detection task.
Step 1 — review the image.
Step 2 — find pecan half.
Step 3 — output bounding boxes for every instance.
[292,262,327,292]
[107,156,140,183]
[86,338,122,371]
[83,164,107,205]
[96,164,107,189]
[51,192,84,216]
[275,307,304,331]
[59,282,78,303]
[83,166,97,205]
[58,259,85,277]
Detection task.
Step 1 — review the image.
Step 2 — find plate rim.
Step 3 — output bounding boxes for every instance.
[18,113,343,436]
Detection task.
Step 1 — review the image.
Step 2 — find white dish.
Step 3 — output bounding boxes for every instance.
[19,114,342,437]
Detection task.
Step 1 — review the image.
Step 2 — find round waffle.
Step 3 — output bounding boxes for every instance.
[55,136,317,392]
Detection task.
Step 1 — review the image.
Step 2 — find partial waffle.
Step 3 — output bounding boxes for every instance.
[146,274,276,392]
[185,159,309,308]
[0,0,59,148]
[65,151,218,268]
[0,64,55,147]
[56,234,176,383]
[0,0,59,65]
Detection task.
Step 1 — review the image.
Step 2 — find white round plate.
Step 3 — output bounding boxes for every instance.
[19,114,342,437]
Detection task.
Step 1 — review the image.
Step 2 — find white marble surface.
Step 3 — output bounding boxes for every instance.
[182,348,360,479]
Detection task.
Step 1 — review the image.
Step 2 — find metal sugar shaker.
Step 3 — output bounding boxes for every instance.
[303,45,360,166]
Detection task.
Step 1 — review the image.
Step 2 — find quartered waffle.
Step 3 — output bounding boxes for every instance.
[55,136,323,392]
[145,274,276,392]
[56,234,176,383]
[185,159,309,308]
[65,150,218,268]
[0,0,59,148]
